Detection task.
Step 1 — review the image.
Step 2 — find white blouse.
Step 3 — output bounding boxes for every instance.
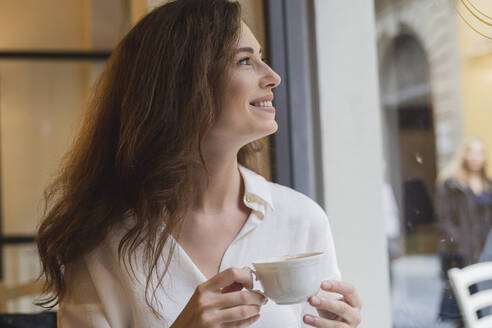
[59,165,341,327]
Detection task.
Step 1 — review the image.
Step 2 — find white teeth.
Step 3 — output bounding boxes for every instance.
[252,101,273,107]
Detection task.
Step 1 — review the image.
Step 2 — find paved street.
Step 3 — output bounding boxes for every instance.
[391,254,454,328]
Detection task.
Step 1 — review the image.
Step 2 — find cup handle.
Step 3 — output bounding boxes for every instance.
[248,266,267,299]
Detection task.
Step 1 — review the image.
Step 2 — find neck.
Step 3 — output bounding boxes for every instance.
[468,171,482,180]
[191,145,243,215]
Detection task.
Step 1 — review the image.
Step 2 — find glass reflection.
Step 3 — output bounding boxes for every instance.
[377,0,492,326]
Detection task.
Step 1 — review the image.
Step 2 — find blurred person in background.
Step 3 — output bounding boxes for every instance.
[35,0,362,327]
[436,136,492,327]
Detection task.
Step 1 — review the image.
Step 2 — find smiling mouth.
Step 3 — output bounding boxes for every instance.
[251,101,273,107]
[250,101,275,113]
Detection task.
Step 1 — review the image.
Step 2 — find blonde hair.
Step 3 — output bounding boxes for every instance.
[438,136,490,188]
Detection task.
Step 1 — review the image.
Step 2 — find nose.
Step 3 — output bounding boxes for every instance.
[260,63,281,89]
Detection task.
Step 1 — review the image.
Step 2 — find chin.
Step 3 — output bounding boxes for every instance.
[260,120,278,137]
[269,121,279,134]
[245,122,278,145]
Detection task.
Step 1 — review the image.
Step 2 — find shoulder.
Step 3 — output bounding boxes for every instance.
[269,181,324,212]
[84,214,138,267]
[267,180,329,227]
[439,177,465,192]
[486,179,492,189]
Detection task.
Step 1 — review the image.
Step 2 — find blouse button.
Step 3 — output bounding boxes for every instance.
[245,194,254,203]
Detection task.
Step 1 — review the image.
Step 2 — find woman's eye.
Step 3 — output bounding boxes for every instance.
[238,57,251,65]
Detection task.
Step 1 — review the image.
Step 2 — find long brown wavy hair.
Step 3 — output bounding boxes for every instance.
[37,0,262,315]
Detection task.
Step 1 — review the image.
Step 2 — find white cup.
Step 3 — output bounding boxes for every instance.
[251,251,327,305]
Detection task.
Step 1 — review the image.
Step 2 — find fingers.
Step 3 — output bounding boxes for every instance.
[189,267,266,327]
[201,267,254,292]
[221,282,244,294]
[314,289,343,303]
[216,304,261,323]
[188,289,264,326]
[214,289,267,309]
[308,294,360,326]
[223,314,260,327]
[303,314,350,328]
[320,280,363,309]
[316,309,339,321]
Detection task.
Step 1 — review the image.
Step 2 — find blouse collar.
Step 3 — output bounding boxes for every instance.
[238,165,274,217]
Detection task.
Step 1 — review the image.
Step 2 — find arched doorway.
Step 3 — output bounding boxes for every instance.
[381,33,438,253]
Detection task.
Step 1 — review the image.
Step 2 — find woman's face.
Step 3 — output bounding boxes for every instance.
[464,140,486,173]
[209,22,281,149]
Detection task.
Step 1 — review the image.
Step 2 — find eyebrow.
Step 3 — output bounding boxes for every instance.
[235,47,262,55]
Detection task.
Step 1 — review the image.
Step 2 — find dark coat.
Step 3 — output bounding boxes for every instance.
[480,229,492,262]
[436,178,492,270]
[436,178,492,321]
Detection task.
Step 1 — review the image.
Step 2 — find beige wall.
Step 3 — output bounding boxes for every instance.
[131,0,149,24]
[0,0,92,235]
[458,0,492,173]
[0,62,88,234]
[239,0,266,48]
[461,55,492,171]
[89,0,131,49]
[0,0,91,50]
[0,0,128,234]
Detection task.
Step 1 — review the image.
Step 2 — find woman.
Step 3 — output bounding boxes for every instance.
[37,0,362,327]
[437,137,492,326]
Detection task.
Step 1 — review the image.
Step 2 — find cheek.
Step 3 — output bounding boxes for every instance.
[225,74,253,106]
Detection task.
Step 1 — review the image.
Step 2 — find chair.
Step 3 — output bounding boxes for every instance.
[0,312,56,328]
[449,262,492,328]
[0,280,45,312]
[0,280,56,328]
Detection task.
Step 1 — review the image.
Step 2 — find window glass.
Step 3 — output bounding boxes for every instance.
[376,0,492,326]
[0,0,129,312]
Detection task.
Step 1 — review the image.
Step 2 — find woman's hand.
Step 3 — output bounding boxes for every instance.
[171,267,267,328]
[303,280,362,327]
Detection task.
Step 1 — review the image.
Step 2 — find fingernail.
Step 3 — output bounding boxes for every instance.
[322,281,331,289]
[304,315,315,324]
[253,314,260,321]
[310,296,321,306]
